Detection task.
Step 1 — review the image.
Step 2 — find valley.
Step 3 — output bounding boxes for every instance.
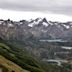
[0,18,72,72]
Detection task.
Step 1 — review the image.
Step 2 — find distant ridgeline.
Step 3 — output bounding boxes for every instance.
[0,19,72,41]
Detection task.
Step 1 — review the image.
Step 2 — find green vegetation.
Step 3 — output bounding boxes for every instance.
[0,38,71,72]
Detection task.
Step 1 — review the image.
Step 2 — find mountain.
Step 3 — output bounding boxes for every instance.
[0,18,72,72]
[0,18,72,41]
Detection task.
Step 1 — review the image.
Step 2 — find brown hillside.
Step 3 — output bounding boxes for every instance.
[0,55,29,72]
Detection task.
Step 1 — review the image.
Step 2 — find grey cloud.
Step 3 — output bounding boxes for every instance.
[0,0,72,15]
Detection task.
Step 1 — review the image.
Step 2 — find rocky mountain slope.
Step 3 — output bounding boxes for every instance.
[0,18,72,41]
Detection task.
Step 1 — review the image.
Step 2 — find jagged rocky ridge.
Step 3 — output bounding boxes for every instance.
[0,18,72,41]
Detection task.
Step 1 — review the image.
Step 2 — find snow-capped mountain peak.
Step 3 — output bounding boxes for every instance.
[28,18,49,27]
[0,18,72,41]
[42,22,48,27]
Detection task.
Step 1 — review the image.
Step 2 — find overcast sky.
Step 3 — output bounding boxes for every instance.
[0,0,72,21]
[0,0,72,15]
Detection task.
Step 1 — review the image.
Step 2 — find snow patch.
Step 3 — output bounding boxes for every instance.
[8,23,14,27]
[28,23,34,27]
[54,23,58,25]
[28,18,42,27]
[48,21,53,25]
[63,24,70,29]
[0,21,3,25]
[42,22,48,27]
[19,22,23,25]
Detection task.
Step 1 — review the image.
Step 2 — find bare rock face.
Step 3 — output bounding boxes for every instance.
[0,18,72,41]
